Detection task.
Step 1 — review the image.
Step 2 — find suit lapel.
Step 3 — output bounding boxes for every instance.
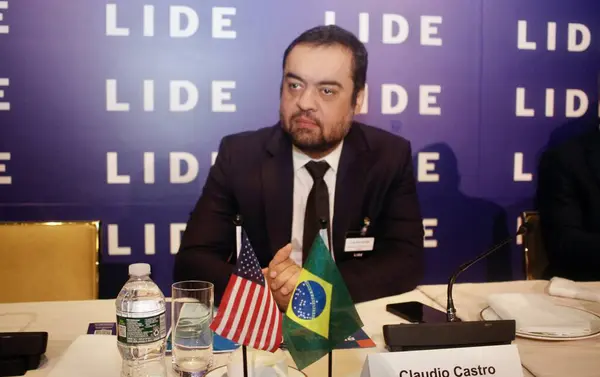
[585,132,600,190]
[262,126,294,255]
[332,124,372,260]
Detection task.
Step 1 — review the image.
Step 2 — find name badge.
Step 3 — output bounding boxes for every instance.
[344,237,375,252]
[361,344,523,377]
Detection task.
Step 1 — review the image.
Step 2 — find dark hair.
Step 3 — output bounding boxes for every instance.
[282,25,368,106]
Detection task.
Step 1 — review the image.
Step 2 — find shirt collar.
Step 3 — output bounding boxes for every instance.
[292,140,344,174]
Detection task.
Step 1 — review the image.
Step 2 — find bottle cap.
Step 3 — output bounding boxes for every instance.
[129,263,151,276]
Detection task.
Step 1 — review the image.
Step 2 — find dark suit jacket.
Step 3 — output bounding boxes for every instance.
[173,122,425,305]
[537,130,600,280]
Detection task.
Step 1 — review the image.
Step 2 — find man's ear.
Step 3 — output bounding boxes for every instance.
[353,88,366,113]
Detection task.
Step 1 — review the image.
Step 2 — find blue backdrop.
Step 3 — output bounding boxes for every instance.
[1,0,598,298]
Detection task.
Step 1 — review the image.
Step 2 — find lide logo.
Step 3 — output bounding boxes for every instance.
[324,11,443,46]
[105,218,441,256]
[105,79,236,113]
[517,20,592,52]
[104,214,532,257]
[105,4,236,39]
[516,88,593,119]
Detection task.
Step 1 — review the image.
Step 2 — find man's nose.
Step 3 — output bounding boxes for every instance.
[296,88,317,112]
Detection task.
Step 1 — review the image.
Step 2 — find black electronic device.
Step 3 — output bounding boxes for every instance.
[0,332,48,376]
[386,301,456,323]
[383,222,533,352]
[383,320,516,352]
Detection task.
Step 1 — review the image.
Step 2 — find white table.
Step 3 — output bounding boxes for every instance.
[10,279,599,376]
[1,289,448,377]
[417,280,600,377]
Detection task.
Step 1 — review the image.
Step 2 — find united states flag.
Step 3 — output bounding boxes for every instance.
[210,229,283,352]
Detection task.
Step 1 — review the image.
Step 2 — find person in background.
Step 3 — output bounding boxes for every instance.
[173,25,424,309]
[536,127,600,281]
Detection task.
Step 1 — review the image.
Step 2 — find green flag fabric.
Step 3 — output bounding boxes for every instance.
[282,231,364,370]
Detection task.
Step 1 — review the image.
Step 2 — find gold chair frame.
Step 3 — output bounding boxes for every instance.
[0,221,100,303]
[521,211,548,280]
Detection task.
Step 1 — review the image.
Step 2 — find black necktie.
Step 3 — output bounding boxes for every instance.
[303,161,331,263]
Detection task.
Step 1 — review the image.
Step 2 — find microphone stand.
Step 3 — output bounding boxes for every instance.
[446,222,531,322]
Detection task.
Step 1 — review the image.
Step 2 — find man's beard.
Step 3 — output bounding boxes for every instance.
[280,111,349,154]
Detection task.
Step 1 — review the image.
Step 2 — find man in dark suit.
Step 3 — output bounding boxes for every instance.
[537,129,600,281]
[173,25,424,309]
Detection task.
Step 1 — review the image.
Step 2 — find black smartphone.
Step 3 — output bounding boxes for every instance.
[386,301,459,323]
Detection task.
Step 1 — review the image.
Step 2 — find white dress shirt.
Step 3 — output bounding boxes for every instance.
[290,141,344,266]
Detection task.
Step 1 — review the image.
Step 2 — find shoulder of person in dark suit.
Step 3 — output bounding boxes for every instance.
[355,121,413,160]
[536,129,600,280]
[172,124,279,305]
[218,125,279,156]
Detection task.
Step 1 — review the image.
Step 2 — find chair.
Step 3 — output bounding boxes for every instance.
[521,211,548,280]
[0,221,100,303]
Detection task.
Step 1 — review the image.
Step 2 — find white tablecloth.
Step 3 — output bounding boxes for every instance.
[1,289,455,377]
[417,280,600,377]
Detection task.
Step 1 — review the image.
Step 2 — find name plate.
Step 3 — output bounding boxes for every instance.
[361,345,523,377]
[344,237,375,252]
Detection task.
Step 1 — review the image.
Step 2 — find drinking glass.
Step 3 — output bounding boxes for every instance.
[171,281,214,376]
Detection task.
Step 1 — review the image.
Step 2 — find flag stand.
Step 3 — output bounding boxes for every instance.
[236,215,249,377]
[242,345,249,377]
[210,213,283,377]
[321,217,333,377]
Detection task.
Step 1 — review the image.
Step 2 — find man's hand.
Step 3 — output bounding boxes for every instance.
[269,244,300,294]
[266,243,301,311]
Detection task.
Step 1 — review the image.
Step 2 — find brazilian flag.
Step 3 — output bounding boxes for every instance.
[282,230,363,370]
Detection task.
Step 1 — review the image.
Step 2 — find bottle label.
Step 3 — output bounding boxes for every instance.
[117,311,166,345]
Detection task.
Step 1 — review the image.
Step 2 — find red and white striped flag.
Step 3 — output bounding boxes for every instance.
[209,228,283,352]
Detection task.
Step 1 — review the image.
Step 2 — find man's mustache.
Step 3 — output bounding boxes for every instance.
[291,112,322,128]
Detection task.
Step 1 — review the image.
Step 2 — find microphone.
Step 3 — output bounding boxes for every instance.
[382,221,533,352]
[446,221,533,322]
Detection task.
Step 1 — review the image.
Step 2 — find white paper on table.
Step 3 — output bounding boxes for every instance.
[47,335,178,377]
[548,277,600,303]
[46,335,121,377]
[487,293,593,336]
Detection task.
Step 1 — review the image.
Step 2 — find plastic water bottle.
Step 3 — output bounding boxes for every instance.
[116,263,167,377]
